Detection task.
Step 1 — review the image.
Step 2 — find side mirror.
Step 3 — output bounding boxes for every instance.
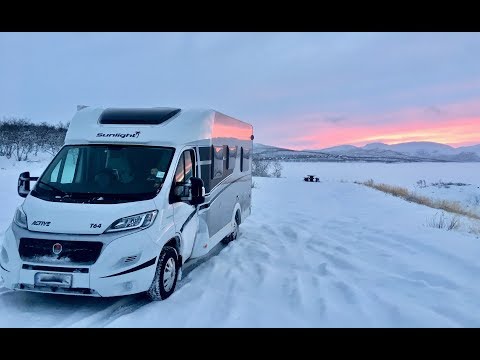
[18,171,30,198]
[174,177,205,205]
[18,171,38,198]
[189,177,205,206]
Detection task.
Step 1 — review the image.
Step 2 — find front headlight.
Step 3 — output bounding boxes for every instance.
[104,210,158,233]
[13,207,28,229]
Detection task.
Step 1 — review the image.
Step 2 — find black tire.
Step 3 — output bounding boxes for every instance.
[146,246,179,301]
[221,211,240,245]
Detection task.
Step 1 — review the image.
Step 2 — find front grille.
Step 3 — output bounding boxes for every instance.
[19,238,103,265]
[22,264,89,273]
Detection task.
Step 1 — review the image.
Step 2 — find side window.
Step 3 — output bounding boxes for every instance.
[240,147,250,172]
[243,148,250,171]
[171,150,195,202]
[174,150,195,185]
[228,146,237,170]
[211,145,224,180]
[60,148,79,184]
[174,153,185,184]
[184,150,194,182]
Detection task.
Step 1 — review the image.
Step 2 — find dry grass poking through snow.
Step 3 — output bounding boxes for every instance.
[426,212,461,231]
[470,225,480,237]
[357,179,480,221]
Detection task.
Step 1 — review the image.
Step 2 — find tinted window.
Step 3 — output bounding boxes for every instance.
[240,147,250,172]
[99,108,181,125]
[184,150,194,181]
[174,153,185,184]
[171,150,195,203]
[243,148,250,171]
[211,145,224,180]
[228,146,237,170]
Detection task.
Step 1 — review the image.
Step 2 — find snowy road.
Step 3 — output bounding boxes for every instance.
[1,162,480,327]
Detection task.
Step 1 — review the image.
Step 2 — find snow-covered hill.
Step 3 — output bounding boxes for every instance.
[364,141,455,155]
[262,141,480,163]
[317,145,359,153]
[359,142,480,162]
[255,143,447,163]
[253,143,345,162]
[360,141,480,162]
[457,144,480,156]
[315,145,437,162]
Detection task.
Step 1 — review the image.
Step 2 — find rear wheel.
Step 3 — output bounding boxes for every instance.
[147,246,179,301]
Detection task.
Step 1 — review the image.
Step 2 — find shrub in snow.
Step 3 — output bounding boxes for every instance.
[252,157,270,177]
[426,212,460,231]
[416,179,427,188]
[252,156,283,178]
[430,180,469,189]
[272,161,283,178]
[469,225,480,237]
[0,117,68,161]
[468,195,480,207]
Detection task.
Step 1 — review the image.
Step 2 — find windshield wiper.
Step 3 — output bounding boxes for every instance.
[37,180,68,197]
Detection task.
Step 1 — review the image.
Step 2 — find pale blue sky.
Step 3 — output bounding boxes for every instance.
[1,32,480,148]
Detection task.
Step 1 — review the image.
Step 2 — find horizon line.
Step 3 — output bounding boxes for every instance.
[258,140,480,152]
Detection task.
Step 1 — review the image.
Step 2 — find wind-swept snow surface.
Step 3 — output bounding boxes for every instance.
[1,160,480,327]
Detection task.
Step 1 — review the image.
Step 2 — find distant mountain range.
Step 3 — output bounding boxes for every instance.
[253,141,480,163]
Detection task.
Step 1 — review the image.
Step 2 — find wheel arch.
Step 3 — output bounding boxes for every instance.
[163,236,181,258]
[233,203,242,224]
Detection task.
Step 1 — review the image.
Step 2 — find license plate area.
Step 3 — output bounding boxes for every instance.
[34,272,73,288]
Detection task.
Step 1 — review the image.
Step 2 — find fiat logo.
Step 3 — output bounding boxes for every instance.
[52,243,62,255]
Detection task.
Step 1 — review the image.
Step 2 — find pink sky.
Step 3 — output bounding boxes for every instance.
[290,118,480,150]
[263,98,480,150]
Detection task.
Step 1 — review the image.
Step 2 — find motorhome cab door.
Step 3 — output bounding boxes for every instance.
[170,149,199,261]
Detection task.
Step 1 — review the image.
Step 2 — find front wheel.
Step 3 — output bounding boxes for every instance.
[147,246,179,301]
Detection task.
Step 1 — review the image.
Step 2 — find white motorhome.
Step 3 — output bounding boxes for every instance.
[0,107,253,300]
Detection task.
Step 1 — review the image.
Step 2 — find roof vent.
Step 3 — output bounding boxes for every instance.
[99,108,181,125]
[77,105,89,111]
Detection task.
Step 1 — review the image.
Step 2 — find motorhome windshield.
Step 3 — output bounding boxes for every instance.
[31,145,175,203]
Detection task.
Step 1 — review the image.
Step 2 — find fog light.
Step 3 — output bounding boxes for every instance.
[124,281,133,291]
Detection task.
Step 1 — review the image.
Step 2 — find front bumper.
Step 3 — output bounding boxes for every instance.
[0,225,160,297]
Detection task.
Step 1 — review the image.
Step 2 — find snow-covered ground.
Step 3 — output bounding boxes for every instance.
[283,162,480,216]
[1,158,480,327]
